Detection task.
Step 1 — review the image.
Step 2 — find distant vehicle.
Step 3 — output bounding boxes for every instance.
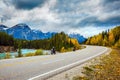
[51,47,56,55]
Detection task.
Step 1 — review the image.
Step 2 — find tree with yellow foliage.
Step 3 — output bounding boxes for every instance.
[85,26,120,48]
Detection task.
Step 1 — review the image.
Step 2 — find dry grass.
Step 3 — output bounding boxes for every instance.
[73,49,120,80]
[24,49,44,57]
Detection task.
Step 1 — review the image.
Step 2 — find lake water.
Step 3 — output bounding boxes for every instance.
[0,49,36,59]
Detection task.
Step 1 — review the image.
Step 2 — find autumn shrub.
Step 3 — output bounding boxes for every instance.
[60,47,73,53]
[114,40,120,48]
[25,52,35,57]
[60,47,66,52]
[5,52,11,59]
[67,48,73,51]
[35,49,43,55]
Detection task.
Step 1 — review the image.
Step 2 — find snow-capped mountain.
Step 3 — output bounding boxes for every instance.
[0,23,86,43]
[0,24,8,31]
[6,23,31,39]
[69,33,86,43]
[0,23,56,40]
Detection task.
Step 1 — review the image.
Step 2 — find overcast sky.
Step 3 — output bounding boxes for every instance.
[0,0,120,37]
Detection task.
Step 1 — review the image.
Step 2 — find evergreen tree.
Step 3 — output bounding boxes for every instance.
[18,41,22,57]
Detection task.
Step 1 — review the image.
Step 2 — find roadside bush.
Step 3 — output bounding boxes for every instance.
[114,40,120,48]
[5,53,11,59]
[25,52,35,57]
[35,49,43,55]
[60,47,66,52]
[67,48,73,52]
[60,47,73,53]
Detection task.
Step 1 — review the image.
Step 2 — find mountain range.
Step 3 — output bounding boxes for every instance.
[0,23,86,43]
[69,33,86,43]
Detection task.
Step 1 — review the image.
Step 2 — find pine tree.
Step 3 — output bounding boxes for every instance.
[18,41,22,57]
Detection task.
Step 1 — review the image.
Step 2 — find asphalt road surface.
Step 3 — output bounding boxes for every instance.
[0,45,110,80]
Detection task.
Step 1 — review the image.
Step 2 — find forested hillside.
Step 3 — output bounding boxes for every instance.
[0,32,81,52]
[15,32,81,51]
[86,26,120,48]
[0,32,14,46]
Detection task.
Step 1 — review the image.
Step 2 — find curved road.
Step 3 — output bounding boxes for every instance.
[0,45,110,80]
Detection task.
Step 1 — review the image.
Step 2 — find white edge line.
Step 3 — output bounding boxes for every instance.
[28,47,110,80]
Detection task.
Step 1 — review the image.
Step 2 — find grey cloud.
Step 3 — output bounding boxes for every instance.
[51,0,85,13]
[78,16,120,27]
[101,0,120,12]
[102,0,120,4]
[4,0,47,10]
[51,0,120,28]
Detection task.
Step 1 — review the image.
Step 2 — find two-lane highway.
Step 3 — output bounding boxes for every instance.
[0,46,110,80]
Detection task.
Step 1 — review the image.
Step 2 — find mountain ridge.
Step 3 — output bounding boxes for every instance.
[0,23,86,43]
[69,33,86,43]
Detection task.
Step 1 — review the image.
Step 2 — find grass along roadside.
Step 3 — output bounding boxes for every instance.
[24,49,45,57]
[0,49,47,59]
[73,49,120,80]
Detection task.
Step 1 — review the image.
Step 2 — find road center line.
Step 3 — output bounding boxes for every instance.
[42,59,64,65]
